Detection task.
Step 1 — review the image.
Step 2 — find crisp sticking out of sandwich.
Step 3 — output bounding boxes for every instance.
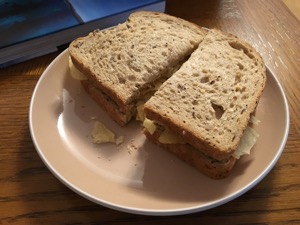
[143,29,267,179]
[69,11,207,126]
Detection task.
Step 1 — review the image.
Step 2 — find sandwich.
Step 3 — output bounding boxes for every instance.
[68,11,266,178]
[68,11,207,126]
[143,29,267,179]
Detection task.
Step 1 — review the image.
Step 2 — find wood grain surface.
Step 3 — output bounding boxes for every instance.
[0,0,299,224]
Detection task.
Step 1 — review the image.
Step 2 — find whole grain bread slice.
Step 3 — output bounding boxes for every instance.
[69,11,207,125]
[144,29,267,160]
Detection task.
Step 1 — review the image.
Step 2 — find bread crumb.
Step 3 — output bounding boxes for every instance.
[127,139,138,154]
[127,143,138,151]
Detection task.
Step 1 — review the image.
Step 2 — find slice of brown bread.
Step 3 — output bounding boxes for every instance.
[69,11,207,126]
[144,29,267,161]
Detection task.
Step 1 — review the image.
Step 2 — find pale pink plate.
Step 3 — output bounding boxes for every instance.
[29,49,289,215]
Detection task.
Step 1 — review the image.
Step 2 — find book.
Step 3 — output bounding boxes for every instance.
[0,0,165,67]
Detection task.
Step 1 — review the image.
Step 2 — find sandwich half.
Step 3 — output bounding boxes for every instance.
[69,11,207,126]
[143,29,267,179]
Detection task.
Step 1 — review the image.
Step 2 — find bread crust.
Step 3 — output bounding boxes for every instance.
[128,11,204,35]
[81,80,133,126]
[144,108,233,160]
[144,129,237,179]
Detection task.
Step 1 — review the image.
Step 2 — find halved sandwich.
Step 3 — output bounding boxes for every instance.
[69,11,207,126]
[143,29,267,179]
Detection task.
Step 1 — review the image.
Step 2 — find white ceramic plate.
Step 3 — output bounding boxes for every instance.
[29,49,289,216]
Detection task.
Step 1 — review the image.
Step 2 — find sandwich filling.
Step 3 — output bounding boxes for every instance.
[143,117,259,161]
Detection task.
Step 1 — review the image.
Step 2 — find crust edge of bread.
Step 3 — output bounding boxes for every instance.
[144,129,237,179]
[81,80,132,126]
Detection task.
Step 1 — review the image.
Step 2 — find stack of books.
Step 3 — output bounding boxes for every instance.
[0,0,165,67]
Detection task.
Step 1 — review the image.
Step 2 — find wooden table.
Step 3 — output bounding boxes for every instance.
[1,0,299,224]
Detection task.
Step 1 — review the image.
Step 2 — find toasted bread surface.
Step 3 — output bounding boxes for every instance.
[144,29,267,160]
[69,11,207,113]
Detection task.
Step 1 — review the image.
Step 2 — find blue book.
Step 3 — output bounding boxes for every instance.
[67,0,165,23]
[0,0,165,67]
[0,0,79,49]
